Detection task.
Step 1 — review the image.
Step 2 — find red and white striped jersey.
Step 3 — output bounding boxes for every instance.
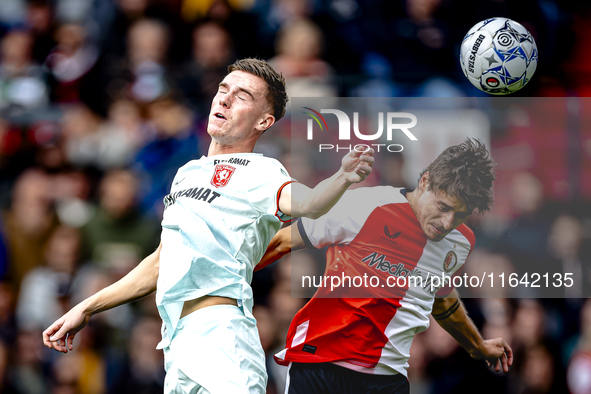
[274,187,475,376]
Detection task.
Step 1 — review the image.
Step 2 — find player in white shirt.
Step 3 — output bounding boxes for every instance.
[42,58,375,394]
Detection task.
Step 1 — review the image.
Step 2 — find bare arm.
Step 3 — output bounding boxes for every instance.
[255,224,306,271]
[279,148,374,219]
[42,242,162,353]
[432,289,513,373]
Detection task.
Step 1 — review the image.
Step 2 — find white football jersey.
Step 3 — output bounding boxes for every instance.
[156,153,292,348]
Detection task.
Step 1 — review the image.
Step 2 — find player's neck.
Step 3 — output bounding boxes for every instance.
[207,140,256,157]
[405,188,419,218]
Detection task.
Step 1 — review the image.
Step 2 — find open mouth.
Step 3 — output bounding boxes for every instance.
[214,113,226,120]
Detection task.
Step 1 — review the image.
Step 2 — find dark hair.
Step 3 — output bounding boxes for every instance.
[419,138,496,213]
[228,58,288,122]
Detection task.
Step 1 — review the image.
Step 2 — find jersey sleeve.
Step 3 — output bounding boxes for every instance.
[300,186,397,249]
[250,159,295,222]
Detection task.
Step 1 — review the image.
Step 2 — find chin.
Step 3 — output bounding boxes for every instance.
[427,230,446,242]
[207,126,223,137]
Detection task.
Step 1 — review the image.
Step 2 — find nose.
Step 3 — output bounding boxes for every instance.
[219,95,230,108]
[441,212,454,230]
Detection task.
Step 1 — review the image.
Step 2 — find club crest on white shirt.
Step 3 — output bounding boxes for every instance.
[443,250,458,273]
[211,164,236,188]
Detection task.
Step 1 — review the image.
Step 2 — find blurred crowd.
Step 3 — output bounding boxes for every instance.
[0,0,590,393]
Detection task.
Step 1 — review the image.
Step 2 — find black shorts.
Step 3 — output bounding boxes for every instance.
[285,362,410,394]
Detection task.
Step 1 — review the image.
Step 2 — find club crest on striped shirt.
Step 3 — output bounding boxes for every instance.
[443,250,458,273]
[211,164,236,188]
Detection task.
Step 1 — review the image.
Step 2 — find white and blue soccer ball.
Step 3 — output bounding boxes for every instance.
[460,18,538,95]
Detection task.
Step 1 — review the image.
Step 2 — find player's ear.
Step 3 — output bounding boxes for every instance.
[419,172,430,191]
[256,113,275,133]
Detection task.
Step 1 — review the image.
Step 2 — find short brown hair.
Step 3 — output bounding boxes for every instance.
[420,138,496,213]
[228,58,288,122]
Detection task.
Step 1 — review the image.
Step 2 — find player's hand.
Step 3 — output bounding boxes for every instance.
[340,147,375,184]
[42,305,91,353]
[471,338,513,373]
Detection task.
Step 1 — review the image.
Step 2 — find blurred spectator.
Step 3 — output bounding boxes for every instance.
[2,169,57,290]
[547,215,591,298]
[268,280,305,342]
[0,339,11,393]
[385,0,460,89]
[70,266,133,351]
[350,52,400,98]
[198,0,259,59]
[0,282,17,344]
[103,18,172,104]
[553,3,591,95]
[30,121,66,172]
[54,0,94,24]
[181,0,256,21]
[49,338,105,394]
[105,99,147,151]
[5,330,48,394]
[254,305,277,355]
[0,0,26,28]
[111,317,164,394]
[421,316,466,393]
[134,99,199,215]
[463,250,515,298]
[101,0,152,60]
[261,273,309,394]
[102,0,191,64]
[51,170,94,228]
[16,225,80,331]
[173,21,235,113]
[255,0,311,57]
[254,305,281,394]
[61,104,137,170]
[82,169,159,272]
[0,222,8,279]
[512,300,546,351]
[269,18,336,97]
[376,153,408,188]
[496,172,554,277]
[0,29,49,113]
[126,19,170,103]
[44,22,99,104]
[26,0,56,64]
[568,299,591,394]
[516,344,557,394]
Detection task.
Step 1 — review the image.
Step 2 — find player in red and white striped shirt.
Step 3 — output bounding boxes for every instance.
[258,139,512,394]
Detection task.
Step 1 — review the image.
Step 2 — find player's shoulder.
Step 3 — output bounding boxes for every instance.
[176,157,205,172]
[250,154,287,169]
[316,186,409,221]
[345,186,409,206]
[455,223,476,252]
[246,155,290,179]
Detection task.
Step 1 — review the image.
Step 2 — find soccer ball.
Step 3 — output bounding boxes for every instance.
[459,18,538,95]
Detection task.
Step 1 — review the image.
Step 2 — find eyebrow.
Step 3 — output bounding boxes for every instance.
[439,201,452,209]
[219,82,254,99]
[439,201,470,215]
